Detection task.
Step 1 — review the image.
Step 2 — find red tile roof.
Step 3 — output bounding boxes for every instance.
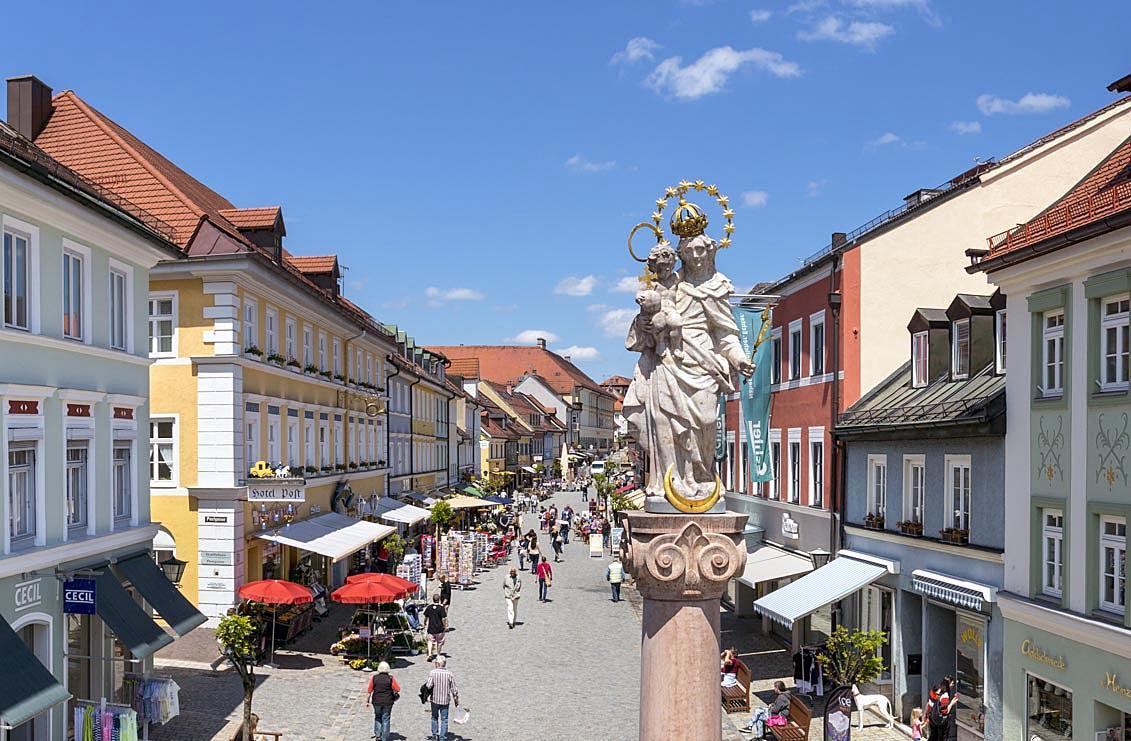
[287,255,338,274]
[481,418,517,440]
[428,345,611,398]
[601,375,631,386]
[219,206,283,231]
[448,358,480,379]
[985,133,1131,261]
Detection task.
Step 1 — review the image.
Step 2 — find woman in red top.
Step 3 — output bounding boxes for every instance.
[536,556,553,602]
[366,661,401,741]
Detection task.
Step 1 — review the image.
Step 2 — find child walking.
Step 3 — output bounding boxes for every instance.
[910,707,923,740]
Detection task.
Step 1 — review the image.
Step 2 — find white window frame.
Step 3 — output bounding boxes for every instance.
[242,296,258,352]
[246,415,260,468]
[108,259,133,353]
[945,454,972,532]
[148,291,177,358]
[319,421,330,467]
[768,429,781,499]
[808,427,824,507]
[112,441,133,522]
[318,332,327,371]
[304,417,314,468]
[1099,516,1126,615]
[287,418,298,466]
[335,420,344,465]
[265,306,278,356]
[994,309,1006,374]
[61,238,92,343]
[868,455,887,520]
[2,215,41,334]
[303,325,313,367]
[770,328,782,386]
[285,317,297,362]
[1099,294,1130,391]
[787,428,801,504]
[149,416,178,488]
[7,442,38,545]
[65,441,91,533]
[902,455,925,525]
[809,311,826,377]
[333,338,342,375]
[1042,309,1065,396]
[952,318,970,380]
[1041,509,1063,599]
[912,331,929,388]
[788,319,803,380]
[267,414,280,464]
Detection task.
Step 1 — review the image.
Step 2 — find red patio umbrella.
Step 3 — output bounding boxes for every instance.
[332,580,409,665]
[238,580,312,667]
[345,572,418,597]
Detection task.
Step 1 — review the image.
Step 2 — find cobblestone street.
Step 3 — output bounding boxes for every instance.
[149,489,908,740]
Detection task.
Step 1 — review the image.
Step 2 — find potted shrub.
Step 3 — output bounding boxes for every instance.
[864,513,885,530]
[244,345,264,358]
[898,520,923,536]
[940,528,969,545]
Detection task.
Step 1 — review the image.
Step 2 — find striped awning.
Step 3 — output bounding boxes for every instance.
[736,545,813,588]
[912,569,996,612]
[752,553,892,628]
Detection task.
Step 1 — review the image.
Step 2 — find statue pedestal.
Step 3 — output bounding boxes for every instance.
[621,511,748,741]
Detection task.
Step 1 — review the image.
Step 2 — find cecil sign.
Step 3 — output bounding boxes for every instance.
[247,482,305,503]
[63,578,96,615]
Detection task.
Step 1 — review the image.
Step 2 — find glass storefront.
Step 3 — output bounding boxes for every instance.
[1027,674,1073,741]
[861,585,893,682]
[955,614,986,736]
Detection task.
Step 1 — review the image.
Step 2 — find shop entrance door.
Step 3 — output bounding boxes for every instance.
[12,622,51,741]
[861,585,893,683]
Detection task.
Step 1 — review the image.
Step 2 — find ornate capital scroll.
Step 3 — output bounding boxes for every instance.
[621,511,747,601]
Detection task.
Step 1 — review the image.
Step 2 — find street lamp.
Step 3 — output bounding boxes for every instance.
[810,548,831,569]
[160,555,187,585]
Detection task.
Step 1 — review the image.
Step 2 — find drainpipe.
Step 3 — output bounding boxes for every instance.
[828,254,845,629]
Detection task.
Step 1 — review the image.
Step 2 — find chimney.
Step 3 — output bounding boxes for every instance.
[536,337,547,350]
[831,232,847,248]
[7,75,53,140]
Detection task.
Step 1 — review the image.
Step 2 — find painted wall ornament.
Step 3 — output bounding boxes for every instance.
[623,181,755,513]
[1036,415,1065,483]
[1095,412,1129,489]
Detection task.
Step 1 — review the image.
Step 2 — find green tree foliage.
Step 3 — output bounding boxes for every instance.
[430,500,456,531]
[217,614,259,741]
[817,626,888,687]
[383,532,406,567]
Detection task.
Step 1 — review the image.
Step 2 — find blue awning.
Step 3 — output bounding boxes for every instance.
[752,553,891,628]
[115,554,206,637]
[0,615,71,728]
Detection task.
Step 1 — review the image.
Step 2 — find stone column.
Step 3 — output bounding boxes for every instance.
[621,511,748,741]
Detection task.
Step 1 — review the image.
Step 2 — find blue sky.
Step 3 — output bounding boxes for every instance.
[3,1,1128,381]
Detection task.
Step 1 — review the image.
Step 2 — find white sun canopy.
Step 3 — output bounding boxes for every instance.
[373,496,430,526]
[255,513,395,562]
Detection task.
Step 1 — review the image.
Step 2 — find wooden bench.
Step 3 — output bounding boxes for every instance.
[721,661,752,714]
[769,695,812,741]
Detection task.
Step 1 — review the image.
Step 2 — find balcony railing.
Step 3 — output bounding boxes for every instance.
[986,178,1131,255]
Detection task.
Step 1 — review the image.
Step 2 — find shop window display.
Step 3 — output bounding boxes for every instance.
[1026,674,1072,741]
[955,614,986,736]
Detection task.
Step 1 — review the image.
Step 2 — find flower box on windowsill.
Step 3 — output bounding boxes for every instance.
[286,359,301,371]
[333,374,347,384]
[245,345,264,358]
[863,514,885,531]
[939,528,969,545]
[267,353,287,365]
[898,521,923,537]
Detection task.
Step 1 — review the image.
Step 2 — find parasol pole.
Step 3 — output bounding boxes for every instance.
[267,604,278,669]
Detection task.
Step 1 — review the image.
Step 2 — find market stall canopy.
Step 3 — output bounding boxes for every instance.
[462,486,483,497]
[331,580,405,604]
[0,615,72,729]
[443,494,493,510]
[114,553,207,637]
[401,491,437,507]
[373,496,430,526]
[736,545,813,588]
[238,579,313,605]
[751,551,896,628]
[521,465,537,473]
[94,564,174,659]
[255,513,396,563]
[614,483,635,494]
[485,495,511,505]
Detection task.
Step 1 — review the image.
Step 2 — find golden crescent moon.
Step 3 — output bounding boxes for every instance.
[663,464,723,513]
[628,222,664,263]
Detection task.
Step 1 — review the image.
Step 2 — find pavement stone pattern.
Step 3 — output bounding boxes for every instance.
[150,488,908,740]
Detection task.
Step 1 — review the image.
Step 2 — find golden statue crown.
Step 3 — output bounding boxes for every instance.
[628,180,735,262]
[670,202,709,238]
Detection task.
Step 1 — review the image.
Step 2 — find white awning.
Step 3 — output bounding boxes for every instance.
[736,545,813,588]
[912,569,997,612]
[752,552,897,628]
[255,513,395,562]
[373,496,430,526]
[522,465,537,473]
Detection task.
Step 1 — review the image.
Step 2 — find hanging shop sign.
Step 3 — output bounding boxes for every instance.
[13,578,43,612]
[63,578,96,615]
[248,481,306,503]
[732,305,774,483]
[1019,639,1065,671]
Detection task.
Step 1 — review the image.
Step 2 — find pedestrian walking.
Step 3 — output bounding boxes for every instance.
[536,555,553,602]
[606,553,625,602]
[503,565,521,628]
[424,656,460,741]
[551,527,564,562]
[438,573,452,610]
[526,531,541,575]
[517,535,527,570]
[423,594,448,660]
[366,660,401,741]
[602,517,612,551]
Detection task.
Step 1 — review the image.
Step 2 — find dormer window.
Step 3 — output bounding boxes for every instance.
[1100,294,1130,391]
[951,318,970,379]
[911,331,929,388]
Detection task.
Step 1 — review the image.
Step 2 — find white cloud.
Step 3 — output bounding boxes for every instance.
[750,9,773,22]
[382,297,410,310]
[555,275,598,297]
[587,303,610,313]
[611,37,661,65]
[493,303,519,313]
[847,0,940,26]
[950,120,982,135]
[807,179,828,197]
[598,308,636,338]
[645,46,801,101]
[613,276,643,293]
[558,345,601,361]
[866,132,924,150]
[508,329,559,344]
[425,286,484,301]
[565,154,616,173]
[976,92,1070,116]
[787,0,826,13]
[741,190,769,208]
[797,17,894,49]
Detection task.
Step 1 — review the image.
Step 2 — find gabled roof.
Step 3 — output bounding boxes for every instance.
[219,206,283,232]
[287,255,338,274]
[980,133,1131,266]
[601,375,631,386]
[428,345,611,398]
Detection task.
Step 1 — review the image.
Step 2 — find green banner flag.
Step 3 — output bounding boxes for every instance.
[732,306,774,483]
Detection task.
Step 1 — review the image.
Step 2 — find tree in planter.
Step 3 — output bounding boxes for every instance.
[383,532,406,568]
[817,626,887,688]
[430,500,456,533]
[216,614,259,741]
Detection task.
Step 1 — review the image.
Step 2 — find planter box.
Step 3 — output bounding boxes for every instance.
[898,522,923,537]
[939,530,969,545]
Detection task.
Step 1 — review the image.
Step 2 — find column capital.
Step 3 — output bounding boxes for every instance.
[621,511,747,602]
